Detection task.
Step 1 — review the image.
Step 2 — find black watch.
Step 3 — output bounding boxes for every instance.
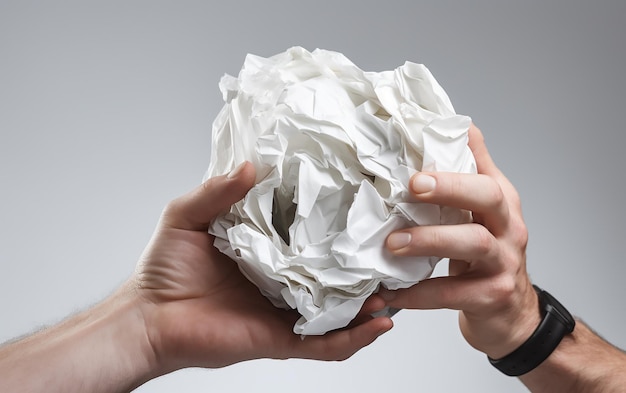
[488,284,576,376]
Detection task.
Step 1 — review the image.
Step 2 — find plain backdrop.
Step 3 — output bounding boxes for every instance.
[1,1,625,392]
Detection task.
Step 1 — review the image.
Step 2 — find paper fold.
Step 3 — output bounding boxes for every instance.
[206,47,476,335]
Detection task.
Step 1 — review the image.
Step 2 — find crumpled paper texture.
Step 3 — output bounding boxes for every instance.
[206,47,476,335]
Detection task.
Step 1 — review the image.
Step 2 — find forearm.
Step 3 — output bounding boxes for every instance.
[520,320,626,393]
[0,285,158,393]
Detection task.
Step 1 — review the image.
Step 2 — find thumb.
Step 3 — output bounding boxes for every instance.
[161,162,256,231]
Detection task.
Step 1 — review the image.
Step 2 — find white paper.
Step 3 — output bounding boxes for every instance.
[205,47,476,335]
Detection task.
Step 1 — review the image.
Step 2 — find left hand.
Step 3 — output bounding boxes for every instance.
[131,162,393,374]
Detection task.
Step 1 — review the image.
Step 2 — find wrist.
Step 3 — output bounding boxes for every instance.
[105,283,161,388]
[488,285,576,376]
[520,321,626,392]
[488,290,541,360]
[62,283,160,391]
[462,281,541,360]
[0,282,159,393]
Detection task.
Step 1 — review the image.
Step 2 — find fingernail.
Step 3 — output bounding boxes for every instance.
[226,162,247,179]
[412,174,436,194]
[378,289,396,302]
[387,232,411,250]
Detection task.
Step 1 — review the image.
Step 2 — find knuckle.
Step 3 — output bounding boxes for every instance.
[446,176,465,198]
[201,176,216,193]
[422,227,452,255]
[473,224,495,256]
[423,227,443,248]
[487,182,506,208]
[506,186,523,208]
[488,275,517,308]
[509,218,529,249]
[161,199,181,221]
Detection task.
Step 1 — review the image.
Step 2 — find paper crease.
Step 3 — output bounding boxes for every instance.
[205,47,476,335]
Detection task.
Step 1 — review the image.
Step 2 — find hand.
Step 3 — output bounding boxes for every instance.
[380,124,539,359]
[132,162,393,374]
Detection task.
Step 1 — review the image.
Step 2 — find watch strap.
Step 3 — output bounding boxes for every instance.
[488,285,575,376]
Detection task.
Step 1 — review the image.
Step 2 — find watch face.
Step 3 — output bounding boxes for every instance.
[538,288,576,332]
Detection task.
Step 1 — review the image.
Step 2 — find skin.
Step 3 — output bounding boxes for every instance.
[2,122,625,392]
[382,123,626,392]
[0,161,393,393]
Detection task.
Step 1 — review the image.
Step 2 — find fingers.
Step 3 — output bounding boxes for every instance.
[291,296,392,361]
[386,223,503,271]
[343,293,389,328]
[468,123,522,210]
[467,123,500,178]
[385,122,527,278]
[403,123,523,236]
[378,274,515,313]
[410,172,510,235]
[375,123,535,358]
[162,162,256,231]
[379,276,470,310]
[359,293,387,316]
[292,317,393,361]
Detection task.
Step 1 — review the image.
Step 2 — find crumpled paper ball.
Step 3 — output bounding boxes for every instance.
[206,47,476,335]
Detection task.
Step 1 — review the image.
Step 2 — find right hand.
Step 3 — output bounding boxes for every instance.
[380,124,540,359]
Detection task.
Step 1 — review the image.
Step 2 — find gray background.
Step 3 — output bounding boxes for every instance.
[1,1,625,392]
